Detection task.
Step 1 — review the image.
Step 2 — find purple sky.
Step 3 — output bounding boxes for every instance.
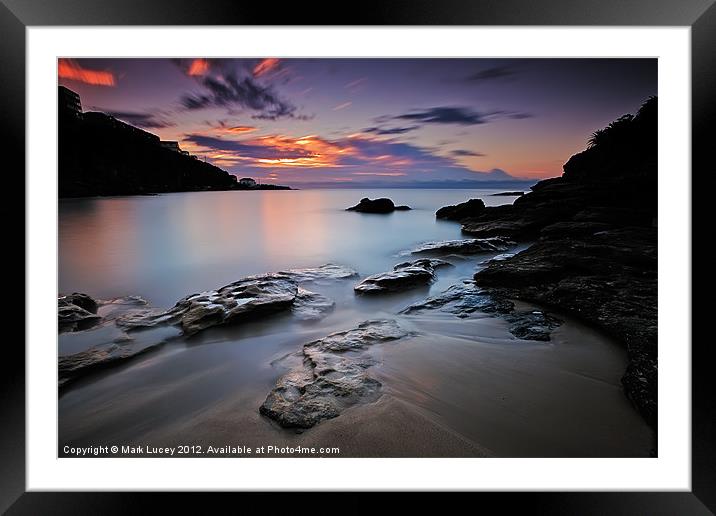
[59,58,656,187]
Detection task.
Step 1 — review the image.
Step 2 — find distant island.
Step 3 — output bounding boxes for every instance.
[58,86,291,198]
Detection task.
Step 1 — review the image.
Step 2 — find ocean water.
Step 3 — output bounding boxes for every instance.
[58,189,653,457]
[59,189,520,306]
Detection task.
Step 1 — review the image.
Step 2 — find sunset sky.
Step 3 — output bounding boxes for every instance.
[58,58,656,187]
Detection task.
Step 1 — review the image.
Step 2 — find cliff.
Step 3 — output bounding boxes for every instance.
[438,97,659,430]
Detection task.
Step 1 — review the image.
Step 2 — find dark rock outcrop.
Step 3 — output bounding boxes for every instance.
[259,320,410,428]
[117,264,356,335]
[58,265,356,387]
[475,228,657,417]
[491,191,525,196]
[354,259,451,294]
[58,293,101,333]
[346,197,411,213]
[436,97,658,427]
[410,237,512,256]
[435,198,485,221]
[401,281,561,341]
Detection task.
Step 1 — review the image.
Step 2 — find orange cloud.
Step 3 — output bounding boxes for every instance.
[253,58,280,77]
[188,58,210,76]
[58,59,115,86]
[224,126,257,134]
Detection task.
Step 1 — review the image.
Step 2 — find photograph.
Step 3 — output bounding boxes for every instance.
[56,56,659,459]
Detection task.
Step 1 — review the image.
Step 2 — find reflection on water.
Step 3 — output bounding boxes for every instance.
[58,189,653,457]
[59,189,513,306]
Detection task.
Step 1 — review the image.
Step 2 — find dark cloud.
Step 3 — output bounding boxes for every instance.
[184,134,314,160]
[394,107,489,125]
[451,149,485,157]
[180,73,305,121]
[466,65,518,82]
[363,126,419,135]
[383,106,533,126]
[103,110,175,129]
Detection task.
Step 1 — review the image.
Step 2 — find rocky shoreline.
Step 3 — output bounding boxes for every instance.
[57,98,658,440]
[436,97,658,428]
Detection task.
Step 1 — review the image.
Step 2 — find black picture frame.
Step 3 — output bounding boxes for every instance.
[2,0,712,512]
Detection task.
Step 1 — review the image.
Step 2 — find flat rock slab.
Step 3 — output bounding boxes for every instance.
[116,264,356,335]
[401,280,562,341]
[260,320,410,428]
[410,237,512,256]
[354,259,451,294]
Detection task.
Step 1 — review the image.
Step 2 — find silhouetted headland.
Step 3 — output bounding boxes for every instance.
[436,97,658,428]
[58,86,291,198]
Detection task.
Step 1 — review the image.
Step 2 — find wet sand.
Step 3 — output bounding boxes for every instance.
[59,294,653,458]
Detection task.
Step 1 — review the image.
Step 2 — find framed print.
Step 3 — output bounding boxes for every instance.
[3,0,712,512]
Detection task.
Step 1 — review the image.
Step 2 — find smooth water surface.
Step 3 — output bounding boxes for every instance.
[58,189,653,457]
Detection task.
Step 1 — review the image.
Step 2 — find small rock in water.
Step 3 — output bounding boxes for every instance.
[346,197,411,213]
[354,259,451,294]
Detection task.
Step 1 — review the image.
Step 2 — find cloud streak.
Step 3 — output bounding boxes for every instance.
[180,72,307,121]
[58,59,116,86]
[466,65,518,82]
[253,58,281,77]
[451,149,485,157]
[379,106,533,127]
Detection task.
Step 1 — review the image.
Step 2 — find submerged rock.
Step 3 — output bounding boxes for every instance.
[260,320,410,428]
[280,264,358,283]
[59,325,180,388]
[292,288,335,321]
[354,259,451,294]
[401,281,513,317]
[508,311,563,341]
[401,280,562,341]
[410,237,512,256]
[346,197,411,213]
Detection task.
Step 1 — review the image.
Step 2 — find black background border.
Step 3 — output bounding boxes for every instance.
[1,0,712,513]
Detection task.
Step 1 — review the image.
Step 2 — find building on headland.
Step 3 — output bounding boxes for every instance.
[160,141,181,152]
[238,177,257,188]
[160,141,192,156]
[58,86,82,118]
